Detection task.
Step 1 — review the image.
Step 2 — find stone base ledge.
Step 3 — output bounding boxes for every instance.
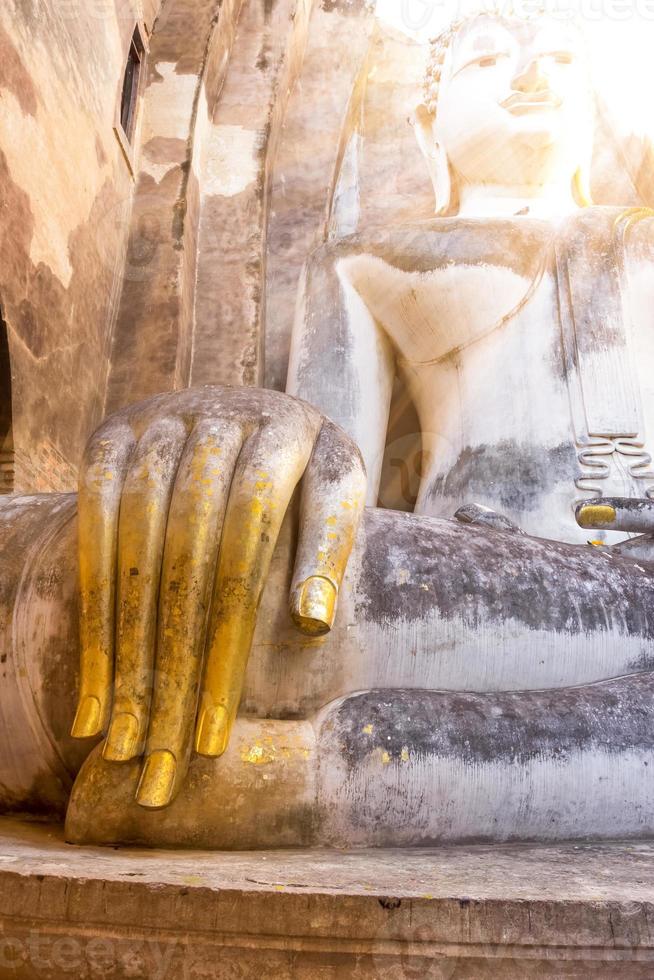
[0,817,653,977]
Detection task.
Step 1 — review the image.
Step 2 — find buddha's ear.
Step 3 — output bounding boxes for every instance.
[572,165,593,208]
[412,103,452,215]
[572,105,594,207]
[413,103,437,159]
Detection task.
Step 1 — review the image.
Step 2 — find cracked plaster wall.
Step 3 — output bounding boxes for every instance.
[0,0,163,491]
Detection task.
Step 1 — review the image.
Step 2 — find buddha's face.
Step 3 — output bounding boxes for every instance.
[435,15,593,191]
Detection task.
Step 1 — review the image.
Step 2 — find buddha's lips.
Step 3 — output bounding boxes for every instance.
[501,91,563,114]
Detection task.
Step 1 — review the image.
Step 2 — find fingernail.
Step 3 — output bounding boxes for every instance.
[195,704,229,757]
[577,503,617,529]
[292,576,337,636]
[136,750,177,809]
[71,695,102,738]
[103,712,140,762]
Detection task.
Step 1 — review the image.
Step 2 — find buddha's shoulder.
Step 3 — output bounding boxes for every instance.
[559,206,654,257]
[321,209,654,278]
[323,217,557,278]
[326,208,654,254]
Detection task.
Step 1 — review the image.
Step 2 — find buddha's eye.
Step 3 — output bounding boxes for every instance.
[552,51,574,65]
[478,55,499,68]
[452,51,509,78]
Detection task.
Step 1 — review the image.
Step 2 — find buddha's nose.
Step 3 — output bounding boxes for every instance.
[511,57,549,94]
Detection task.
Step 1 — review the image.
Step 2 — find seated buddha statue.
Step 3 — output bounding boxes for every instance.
[2,6,654,848]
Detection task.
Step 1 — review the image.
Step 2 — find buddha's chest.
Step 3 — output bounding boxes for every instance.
[347,240,654,541]
[340,255,540,365]
[404,278,569,446]
[403,274,580,515]
[342,242,654,450]
[405,267,654,540]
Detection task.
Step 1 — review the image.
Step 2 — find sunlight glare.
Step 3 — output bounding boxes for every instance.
[375,0,654,138]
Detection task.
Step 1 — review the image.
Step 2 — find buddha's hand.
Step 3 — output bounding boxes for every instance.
[70,386,366,808]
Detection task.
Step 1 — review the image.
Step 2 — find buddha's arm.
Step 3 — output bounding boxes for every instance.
[287,240,395,505]
[576,211,654,538]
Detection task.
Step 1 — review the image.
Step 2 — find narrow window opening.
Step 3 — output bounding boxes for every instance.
[119,28,144,144]
[0,307,14,494]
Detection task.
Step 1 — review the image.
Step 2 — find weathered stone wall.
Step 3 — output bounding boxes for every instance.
[0,0,163,492]
[190,0,314,389]
[264,0,374,392]
[105,0,357,402]
[104,0,243,413]
[0,309,12,493]
[1,0,328,480]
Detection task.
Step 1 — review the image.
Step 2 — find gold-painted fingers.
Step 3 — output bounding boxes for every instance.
[576,503,617,529]
[194,421,315,760]
[136,419,244,808]
[103,418,189,763]
[72,419,137,739]
[576,497,654,535]
[290,419,366,635]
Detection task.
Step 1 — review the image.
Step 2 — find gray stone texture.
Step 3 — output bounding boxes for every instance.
[1,818,654,977]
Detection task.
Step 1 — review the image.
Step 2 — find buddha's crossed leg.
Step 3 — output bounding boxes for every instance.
[3,492,654,846]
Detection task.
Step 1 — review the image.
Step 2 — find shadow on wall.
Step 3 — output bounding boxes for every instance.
[0,306,13,493]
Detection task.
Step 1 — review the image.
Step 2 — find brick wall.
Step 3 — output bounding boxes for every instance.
[13,443,77,495]
[0,450,13,494]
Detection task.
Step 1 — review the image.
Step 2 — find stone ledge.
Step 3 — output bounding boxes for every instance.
[0,817,653,978]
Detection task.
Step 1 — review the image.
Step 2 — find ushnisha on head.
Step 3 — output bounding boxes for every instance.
[415,4,594,216]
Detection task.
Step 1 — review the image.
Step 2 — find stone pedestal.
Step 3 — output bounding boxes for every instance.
[0,817,653,978]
